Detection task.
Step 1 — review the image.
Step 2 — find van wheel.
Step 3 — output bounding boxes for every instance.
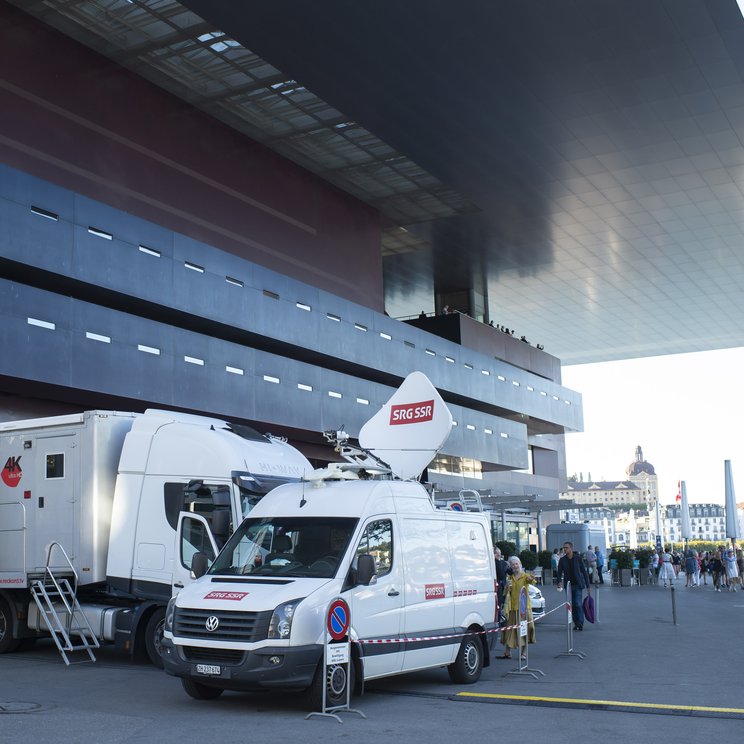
[308,659,354,710]
[0,598,20,654]
[181,677,224,700]
[448,634,483,684]
[145,607,166,668]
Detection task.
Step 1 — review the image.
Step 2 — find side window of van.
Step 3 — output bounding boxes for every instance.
[355,520,393,578]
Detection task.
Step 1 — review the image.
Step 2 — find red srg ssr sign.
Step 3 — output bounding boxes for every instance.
[424,583,446,600]
[389,399,434,425]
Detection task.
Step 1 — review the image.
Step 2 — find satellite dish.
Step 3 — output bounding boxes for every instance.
[358,371,453,480]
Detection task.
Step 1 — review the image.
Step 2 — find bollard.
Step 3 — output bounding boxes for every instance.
[555,580,585,660]
[594,585,600,624]
[670,585,677,626]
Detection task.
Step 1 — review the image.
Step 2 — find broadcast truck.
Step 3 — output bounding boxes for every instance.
[162,372,498,708]
[0,408,311,665]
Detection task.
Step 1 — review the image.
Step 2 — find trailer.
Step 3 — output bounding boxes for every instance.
[0,409,310,665]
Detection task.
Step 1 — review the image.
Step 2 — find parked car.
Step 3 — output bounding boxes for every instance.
[529,583,545,618]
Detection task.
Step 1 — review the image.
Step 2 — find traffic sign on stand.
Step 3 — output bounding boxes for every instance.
[327,598,350,641]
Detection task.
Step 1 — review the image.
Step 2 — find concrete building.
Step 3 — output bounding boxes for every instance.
[0,3,581,518]
[6,2,744,535]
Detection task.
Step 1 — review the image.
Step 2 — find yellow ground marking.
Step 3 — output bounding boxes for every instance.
[455,692,744,714]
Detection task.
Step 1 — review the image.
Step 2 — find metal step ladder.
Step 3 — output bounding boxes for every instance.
[30,542,99,665]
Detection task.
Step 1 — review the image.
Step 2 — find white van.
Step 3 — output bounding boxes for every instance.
[162,373,498,706]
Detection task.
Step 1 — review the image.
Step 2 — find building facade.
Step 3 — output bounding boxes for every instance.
[0,5,582,505]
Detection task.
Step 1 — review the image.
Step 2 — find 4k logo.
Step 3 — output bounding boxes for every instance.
[2,456,22,487]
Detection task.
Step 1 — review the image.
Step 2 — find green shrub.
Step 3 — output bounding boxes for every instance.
[519,549,539,570]
[635,547,654,568]
[495,540,517,559]
[537,550,553,569]
[615,550,635,569]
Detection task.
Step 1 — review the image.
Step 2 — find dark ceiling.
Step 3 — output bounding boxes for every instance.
[19,0,744,364]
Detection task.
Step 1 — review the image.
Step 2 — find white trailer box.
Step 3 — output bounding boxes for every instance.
[0,411,136,587]
[0,409,311,662]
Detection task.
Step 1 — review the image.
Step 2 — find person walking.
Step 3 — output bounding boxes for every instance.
[493,547,510,625]
[650,550,659,584]
[724,548,739,591]
[658,547,675,587]
[594,545,605,585]
[699,552,710,586]
[684,548,696,588]
[710,549,724,591]
[585,545,598,585]
[556,541,591,631]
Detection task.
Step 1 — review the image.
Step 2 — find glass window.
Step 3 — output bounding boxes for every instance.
[355,519,393,577]
[163,481,233,547]
[209,516,358,578]
[180,516,216,569]
[46,453,64,479]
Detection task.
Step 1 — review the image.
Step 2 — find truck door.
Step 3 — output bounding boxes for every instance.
[33,434,77,573]
[172,512,219,595]
[349,518,404,679]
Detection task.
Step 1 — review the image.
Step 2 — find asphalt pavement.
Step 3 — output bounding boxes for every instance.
[1,573,742,743]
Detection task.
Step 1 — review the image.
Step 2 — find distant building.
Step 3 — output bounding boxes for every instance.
[561,480,644,507]
[626,445,658,508]
[663,503,726,544]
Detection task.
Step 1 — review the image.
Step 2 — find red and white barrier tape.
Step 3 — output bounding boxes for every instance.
[357,600,568,645]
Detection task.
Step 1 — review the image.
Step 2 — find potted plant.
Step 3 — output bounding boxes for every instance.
[636,547,653,585]
[615,550,634,586]
[538,550,553,585]
[519,549,539,571]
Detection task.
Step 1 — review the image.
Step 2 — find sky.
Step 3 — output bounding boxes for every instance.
[561,347,744,506]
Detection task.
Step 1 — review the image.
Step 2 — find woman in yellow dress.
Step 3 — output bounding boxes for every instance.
[497,556,536,659]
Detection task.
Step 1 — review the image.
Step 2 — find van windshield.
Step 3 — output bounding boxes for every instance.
[209,517,358,579]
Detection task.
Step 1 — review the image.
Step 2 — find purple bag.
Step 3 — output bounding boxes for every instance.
[582,594,595,624]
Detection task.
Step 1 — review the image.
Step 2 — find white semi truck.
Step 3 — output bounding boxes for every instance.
[0,409,311,665]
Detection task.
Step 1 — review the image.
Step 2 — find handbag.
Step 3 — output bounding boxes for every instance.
[582,594,595,624]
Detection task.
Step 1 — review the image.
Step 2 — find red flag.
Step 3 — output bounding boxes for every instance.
[675,481,681,503]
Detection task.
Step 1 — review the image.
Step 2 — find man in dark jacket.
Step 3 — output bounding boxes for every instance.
[493,547,510,624]
[556,541,592,630]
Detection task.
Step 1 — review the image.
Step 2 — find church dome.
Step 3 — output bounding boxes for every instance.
[627,445,655,476]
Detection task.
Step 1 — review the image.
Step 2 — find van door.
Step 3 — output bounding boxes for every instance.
[400,516,456,671]
[349,518,404,679]
[172,512,219,595]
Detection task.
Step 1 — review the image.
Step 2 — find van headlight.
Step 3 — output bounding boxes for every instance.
[268,599,302,640]
[164,596,177,634]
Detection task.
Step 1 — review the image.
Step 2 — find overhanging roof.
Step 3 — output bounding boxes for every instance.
[13,0,744,364]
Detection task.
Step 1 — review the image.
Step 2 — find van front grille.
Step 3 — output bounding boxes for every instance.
[174,608,272,642]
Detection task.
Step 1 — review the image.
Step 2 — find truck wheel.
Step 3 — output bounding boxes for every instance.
[0,598,20,654]
[308,659,354,710]
[145,607,166,668]
[447,633,483,684]
[181,677,224,700]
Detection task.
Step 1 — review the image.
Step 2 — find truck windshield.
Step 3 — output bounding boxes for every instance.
[209,517,358,579]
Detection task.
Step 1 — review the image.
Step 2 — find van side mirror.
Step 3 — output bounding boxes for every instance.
[356,554,377,586]
[191,552,209,579]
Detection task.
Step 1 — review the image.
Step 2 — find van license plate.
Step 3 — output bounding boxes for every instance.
[196,664,221,676]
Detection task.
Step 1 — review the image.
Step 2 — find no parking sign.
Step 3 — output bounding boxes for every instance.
[327,598,350,641]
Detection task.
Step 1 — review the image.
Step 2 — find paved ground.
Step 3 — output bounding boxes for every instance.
[1,574,742,743]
